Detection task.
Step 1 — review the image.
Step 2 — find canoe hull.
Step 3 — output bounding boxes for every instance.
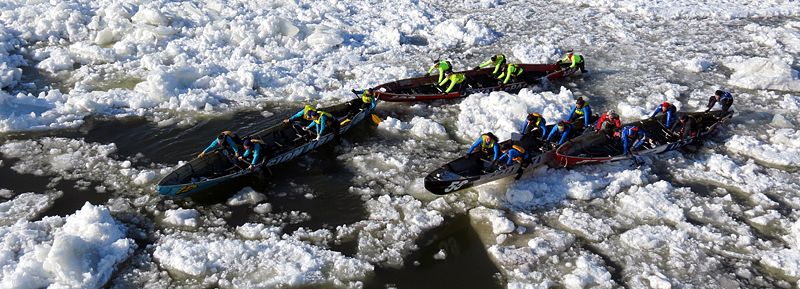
[424,133,559,195]
[424,149,554,195]
[376,64,579,102]
[157,104,373,197]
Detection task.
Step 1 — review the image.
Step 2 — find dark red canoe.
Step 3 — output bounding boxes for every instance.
[375,63,580,102]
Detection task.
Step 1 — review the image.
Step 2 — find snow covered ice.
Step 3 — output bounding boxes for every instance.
[1,0,800,288]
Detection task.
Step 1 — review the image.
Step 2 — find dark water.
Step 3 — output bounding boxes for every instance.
[0,110,502,288]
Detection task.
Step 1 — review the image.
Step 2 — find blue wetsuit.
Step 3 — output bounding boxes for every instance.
[651,104,677,127]
[202,135,239,155]
[468,137,500,160]
[621,126,647,155]
[307,114,336,136]
[707,91,734,116]
[547,122,575,145]
[242,142,262,165]
[522,117,548,137]
[498,147,529,165]
[568,105,593,127]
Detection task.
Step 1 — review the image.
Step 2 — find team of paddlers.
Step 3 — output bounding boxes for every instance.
[189,49,734,188]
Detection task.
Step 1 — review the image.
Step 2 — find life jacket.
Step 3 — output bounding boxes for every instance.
[362,91,374,104]
[218,131,242,146]
[244,138,265,152]
[506,63,523,76]
[438,61,451,71]
[511,145,527,162]
[492,55,505,66]
[574,103,590,116]
[530,113,543,126]
[480,134,495,148]
[447,73,466,83]
[624,126,640,139]
[302,105,318,120]
[313,111,336,125]
[600,113,618,127]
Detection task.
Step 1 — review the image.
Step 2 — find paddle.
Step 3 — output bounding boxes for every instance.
[655,119,680,141]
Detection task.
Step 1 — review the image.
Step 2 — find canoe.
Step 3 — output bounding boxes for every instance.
[156,102,373,197]
[375,64,580,102]
[554,111,732,167]
[424,132,558,195]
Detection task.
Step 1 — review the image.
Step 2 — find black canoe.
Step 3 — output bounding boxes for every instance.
[157,102,374,197]
[424,132,559,195]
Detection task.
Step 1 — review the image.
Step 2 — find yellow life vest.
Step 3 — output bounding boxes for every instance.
[313,111,335,125]
[481,135,495,148]
[574,103,589,116]
[302,105,318,120]
[507,64,523,76]
[362,91,373,104]
[492,55,505,66]
[449,73,466,83]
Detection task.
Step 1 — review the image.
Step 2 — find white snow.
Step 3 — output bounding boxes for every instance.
[153,228,372,288]
[0,191,63,225]
[226,187,268,206]
[161,208,200,228]
[335,195,443,268]
[725,56,800,92]
[0,202,134,288]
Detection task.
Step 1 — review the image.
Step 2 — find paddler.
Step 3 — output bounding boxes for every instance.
[467,132,500,160]
[238,138,265,170]
[567,97,593,128]
[557,49,587,73]
[497,142,531,180]
[198,131,242,158]
[425,60,454,83]
[306,110,340,142]
[474,54,506,75]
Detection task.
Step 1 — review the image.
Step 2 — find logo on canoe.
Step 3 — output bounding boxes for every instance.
[469,83,524,94]
[176,184,198,195]
[444,180,468,193]
[388,95,417,100]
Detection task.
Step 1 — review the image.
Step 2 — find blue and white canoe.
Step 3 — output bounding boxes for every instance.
[156,102,374,197]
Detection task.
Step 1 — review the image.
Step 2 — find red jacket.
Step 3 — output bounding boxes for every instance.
[596,113,621,130]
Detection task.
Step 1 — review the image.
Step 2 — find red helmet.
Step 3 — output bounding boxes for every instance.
[661,102,670,109]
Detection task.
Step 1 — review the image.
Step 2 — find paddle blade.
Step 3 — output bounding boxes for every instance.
[371,113,382,124]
